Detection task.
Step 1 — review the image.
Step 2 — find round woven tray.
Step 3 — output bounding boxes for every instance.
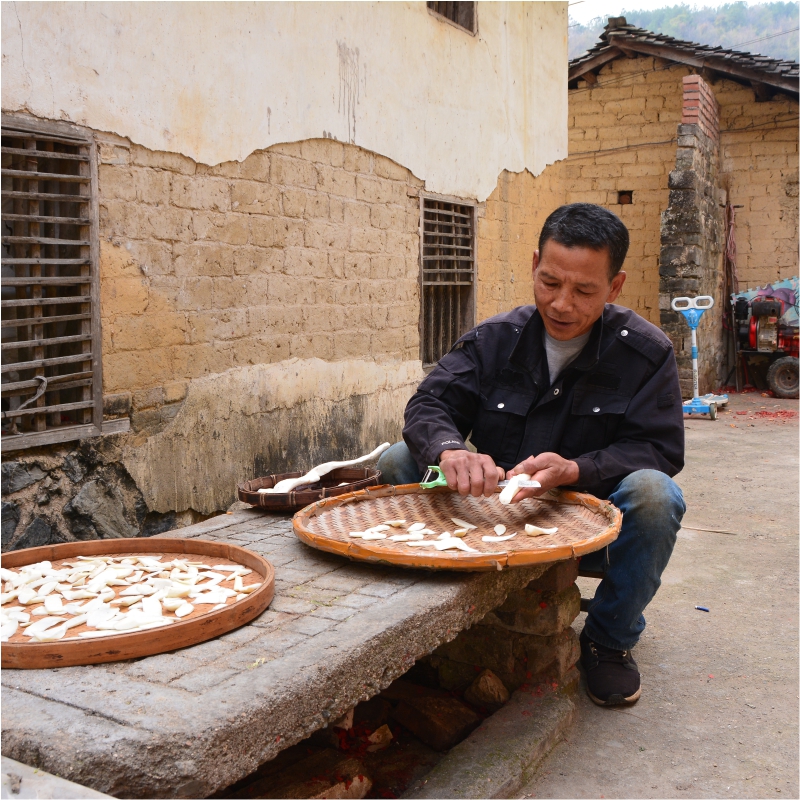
[293,484,621,571]
[1,538,274,669]
[238,467,382,511]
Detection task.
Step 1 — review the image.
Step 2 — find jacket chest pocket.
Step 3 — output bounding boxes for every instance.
[566,393,631,456]
[471,387,535,466]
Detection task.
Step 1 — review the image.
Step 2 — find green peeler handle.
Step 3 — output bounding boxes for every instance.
[420,465,449,489]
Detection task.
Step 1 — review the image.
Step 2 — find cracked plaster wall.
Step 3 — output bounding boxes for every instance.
[1,1,568,202]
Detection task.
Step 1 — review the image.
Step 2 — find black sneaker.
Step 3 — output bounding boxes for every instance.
[579,628,641,706]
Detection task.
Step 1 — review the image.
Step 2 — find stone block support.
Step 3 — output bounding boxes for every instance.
[659,75,726,395]
[425,561,581,694]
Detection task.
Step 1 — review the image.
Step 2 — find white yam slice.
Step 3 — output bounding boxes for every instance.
[482,532,517,542]
[432,538,479,553]
[33,624,68,642]
[175,602,193,618]
[390,532,424,542]
[78,629,128,638]
[61,589,97,601]
[451,518,477,530]
[349,532,365,538]
[166,584,192,598]
[494,524,507,535]
[120,584,155,596]
[524,524,558,536]
[23,617,67,637]
[383,519,407,527]
[18,589,45,606]
[192,592,229,606]
[44,595,64,613]
[238,583,260,594]
[111,596,144,607]
[407,523,426,532]
[142,596,162,617]
[0,591,18,605]
[162,598,184,612]
[498,473,533,505]
[5,608,30,623]
[360,532,387,541]
[233,576,244,593]
[0,620,18,641]
[437,532,451,540]
[452,529,469,538]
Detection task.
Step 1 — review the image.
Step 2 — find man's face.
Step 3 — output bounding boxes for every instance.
[532,240,626,341]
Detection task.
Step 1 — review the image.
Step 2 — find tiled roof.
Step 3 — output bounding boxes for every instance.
[569,18,799,97]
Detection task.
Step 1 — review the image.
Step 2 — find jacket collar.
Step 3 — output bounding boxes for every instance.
[508,306,603,377]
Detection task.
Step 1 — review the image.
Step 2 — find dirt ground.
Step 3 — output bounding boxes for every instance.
[521,391,799,799]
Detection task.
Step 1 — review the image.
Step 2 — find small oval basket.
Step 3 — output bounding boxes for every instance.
[293,484,622,571]
[238,467,383,512]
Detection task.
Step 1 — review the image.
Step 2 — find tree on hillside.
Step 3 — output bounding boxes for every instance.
[569,1,799,62]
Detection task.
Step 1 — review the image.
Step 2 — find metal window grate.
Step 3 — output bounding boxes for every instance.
[1,118,102,449]
[420,197,476,366]
[426,2,476,33]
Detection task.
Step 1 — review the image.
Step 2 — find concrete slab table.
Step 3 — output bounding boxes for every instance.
[1,509,551,799]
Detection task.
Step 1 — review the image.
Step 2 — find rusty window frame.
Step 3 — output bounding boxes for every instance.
[1,115,108,452]
[419,194,477,368]
[426,2,477,34]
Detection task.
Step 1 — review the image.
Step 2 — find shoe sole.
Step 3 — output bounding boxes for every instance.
[587,686,642,706]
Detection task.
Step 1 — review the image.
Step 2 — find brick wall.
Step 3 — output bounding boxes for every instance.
[96,135,424,434]
[716,79,799,289]
[474,59,690,325]
[659,76,725,395]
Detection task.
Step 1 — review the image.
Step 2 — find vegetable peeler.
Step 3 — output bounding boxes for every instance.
[420,465,540,490]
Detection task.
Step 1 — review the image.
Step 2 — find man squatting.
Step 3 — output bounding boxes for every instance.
[377,203,686,706]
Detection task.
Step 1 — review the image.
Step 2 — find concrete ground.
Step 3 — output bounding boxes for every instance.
[521,392,799,799]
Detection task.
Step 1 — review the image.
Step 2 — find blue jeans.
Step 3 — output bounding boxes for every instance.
[377,442,685,651]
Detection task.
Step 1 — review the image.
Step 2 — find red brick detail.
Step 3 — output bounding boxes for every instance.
[682,75,719,141]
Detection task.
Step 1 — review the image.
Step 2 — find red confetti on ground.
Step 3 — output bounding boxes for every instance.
[709,674,714,678]
[736,411,748,415]
[752,410,797,419]
[539,601,548,609]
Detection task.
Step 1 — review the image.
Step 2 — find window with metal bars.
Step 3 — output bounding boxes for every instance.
[426,1,476,33]
[419,197,476,367]
[1,116,103,451]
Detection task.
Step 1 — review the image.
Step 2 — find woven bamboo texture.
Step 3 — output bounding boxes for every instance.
[293,484,621,571]
[1,538,274,669]
[238,467,382,510]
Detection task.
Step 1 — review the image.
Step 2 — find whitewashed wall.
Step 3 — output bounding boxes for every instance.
[1,1,568,201]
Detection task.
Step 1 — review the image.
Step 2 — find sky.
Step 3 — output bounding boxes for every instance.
[567,0,771,24]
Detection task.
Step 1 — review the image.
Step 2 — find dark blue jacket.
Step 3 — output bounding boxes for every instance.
[403,304,685,499]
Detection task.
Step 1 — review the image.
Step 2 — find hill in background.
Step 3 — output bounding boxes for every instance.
[569,1,799,62]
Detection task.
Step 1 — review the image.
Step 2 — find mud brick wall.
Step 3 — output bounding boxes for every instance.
[96,134,423,426]
[659,76,725,395]
[716,81,799,289]
[2,135,429,550]
[423,560,581,694]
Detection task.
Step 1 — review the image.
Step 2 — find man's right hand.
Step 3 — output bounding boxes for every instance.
[438,450,505,497]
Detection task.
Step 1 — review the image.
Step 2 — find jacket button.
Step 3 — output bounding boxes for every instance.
[553,388,560,396]
[497,403,505,409]
[593,406,600,413]
[621,329,629,336]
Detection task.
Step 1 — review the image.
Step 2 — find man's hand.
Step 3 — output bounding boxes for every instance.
[506,452,580,502]
[438,450,505,497]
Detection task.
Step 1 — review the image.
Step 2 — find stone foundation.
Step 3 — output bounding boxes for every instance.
[423,560,581,694]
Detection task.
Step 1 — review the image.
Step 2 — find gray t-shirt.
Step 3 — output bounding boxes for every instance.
[543,330,591,385]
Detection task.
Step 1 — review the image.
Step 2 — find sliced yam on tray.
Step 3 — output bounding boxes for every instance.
[293,484,621,572]
[1,538,274,669]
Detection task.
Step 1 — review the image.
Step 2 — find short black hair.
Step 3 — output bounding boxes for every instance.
[538,203,630,278]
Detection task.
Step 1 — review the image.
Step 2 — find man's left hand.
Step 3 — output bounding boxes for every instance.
[506,453,580,502]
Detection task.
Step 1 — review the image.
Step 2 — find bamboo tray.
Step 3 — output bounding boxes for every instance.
[238,467,382,511]
[293,484,621,571]
[1,538,274,669]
